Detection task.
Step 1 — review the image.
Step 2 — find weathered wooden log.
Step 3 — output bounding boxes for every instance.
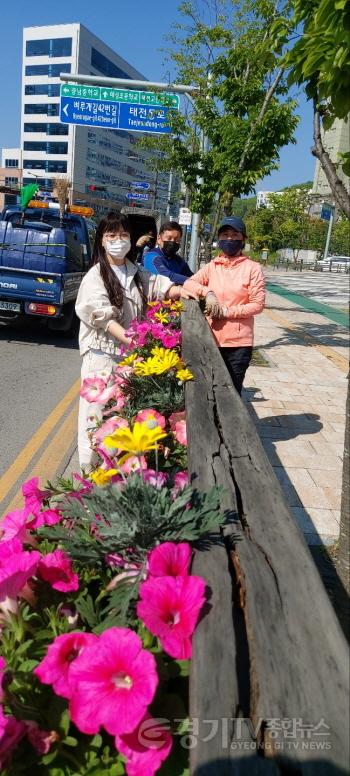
[182,301,349,775]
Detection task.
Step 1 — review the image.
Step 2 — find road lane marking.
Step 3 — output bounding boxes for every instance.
[0,377,80,504]
[1,402,78,515]
[264,309,349,374]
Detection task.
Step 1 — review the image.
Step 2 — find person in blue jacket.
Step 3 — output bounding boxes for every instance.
[142,220,193,284]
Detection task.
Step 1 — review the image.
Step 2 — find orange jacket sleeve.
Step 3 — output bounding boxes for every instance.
[183,264,210,296]
[226,263,265,318]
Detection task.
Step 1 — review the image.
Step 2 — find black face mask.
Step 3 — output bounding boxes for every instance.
[162,241,180,258]
[218,238,243,257]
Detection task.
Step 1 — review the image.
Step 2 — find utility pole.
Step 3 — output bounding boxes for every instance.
[323,204,335,262]
[187,72,211,272]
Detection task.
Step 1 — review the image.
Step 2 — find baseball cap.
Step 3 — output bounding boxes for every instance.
[218,216,247,237]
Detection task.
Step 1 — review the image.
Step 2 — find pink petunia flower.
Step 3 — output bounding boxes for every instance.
[22,477,49,514]
[0,510,30,543]
[173,420,187,447]
[94,416,128,446]
[37,550,79,592]
[34,631,98,698]
[120,456,147,475]
[115,713,173,776]
[137,575,206,660]
[80,376,107,403]
[143,470,168,489]
[0,714,26,769]
[0,551,41,603]
[168,411,185,429]
[172,470,189,497]
[161,331,182,348]
[0,538,23,564]
[24,721,59,755]
[148,542,192,578]
[135,409,166,430]
[68,627,158,736]
[27,508,63,531]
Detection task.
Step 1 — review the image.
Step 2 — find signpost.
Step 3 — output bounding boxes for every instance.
[321,202,335,260]
[60,83,179,135]
[131,182,150,191]
[126,192,149,202]
[321,205,332,222]
[178,207,192,225]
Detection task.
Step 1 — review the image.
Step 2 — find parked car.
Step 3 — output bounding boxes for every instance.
[314,255,350,272]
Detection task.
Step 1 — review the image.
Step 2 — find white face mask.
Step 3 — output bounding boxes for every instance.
[104,238,131,259]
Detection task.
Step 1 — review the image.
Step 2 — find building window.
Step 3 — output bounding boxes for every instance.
[23,178,54,189]
[91,48,131,80]
[5,177,19,186]
[5,159,19,167]
[25,63,71,77]
[23,160,67,173]
[26,38,72,58]
[24,141,68,154]
[25,84,61,97]
[24,122,69,136]
[24,104,60,116]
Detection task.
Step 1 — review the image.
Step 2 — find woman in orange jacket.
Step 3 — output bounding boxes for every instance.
[184,217,265,395]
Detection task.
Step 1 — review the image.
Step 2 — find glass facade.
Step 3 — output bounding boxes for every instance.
[5,177,19,186]
[24,122,69,135]
[23,177,54,189]
[25,63,71,77]
[25,84,61,97]
[26,38,72,57]
[91,48,131,80]
[24,141,68,154]
[23,160,67,173]
[24,104,60,116]
[5,159,19,167]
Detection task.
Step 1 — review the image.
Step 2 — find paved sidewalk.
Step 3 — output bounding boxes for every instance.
[244,286,348,546]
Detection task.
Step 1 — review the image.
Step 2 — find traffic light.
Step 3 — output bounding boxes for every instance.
[88,185,106,192]
[88,185,96,191]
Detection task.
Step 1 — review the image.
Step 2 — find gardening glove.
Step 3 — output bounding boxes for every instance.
[204,292,224,318]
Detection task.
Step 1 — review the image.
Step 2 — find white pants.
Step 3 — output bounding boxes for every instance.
[78,350,120,470]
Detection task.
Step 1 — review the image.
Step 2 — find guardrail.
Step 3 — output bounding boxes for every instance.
[182,301,349,775]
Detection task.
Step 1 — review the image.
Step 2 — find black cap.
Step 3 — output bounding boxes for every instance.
[218,216,246,237]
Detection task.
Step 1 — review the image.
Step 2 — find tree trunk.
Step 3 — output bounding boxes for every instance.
[335,376,350,634]
[312,101,350,219]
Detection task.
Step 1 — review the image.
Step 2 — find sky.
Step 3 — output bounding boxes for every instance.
[0,0,315,193]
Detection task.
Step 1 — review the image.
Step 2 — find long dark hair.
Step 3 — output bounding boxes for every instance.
[92,211,146,312]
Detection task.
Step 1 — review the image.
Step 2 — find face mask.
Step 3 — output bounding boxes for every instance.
[162,240,180,258]
[104,238,131,259]
[218,238,243,257]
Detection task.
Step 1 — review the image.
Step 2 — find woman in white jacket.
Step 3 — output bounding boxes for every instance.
[75,211,192,469]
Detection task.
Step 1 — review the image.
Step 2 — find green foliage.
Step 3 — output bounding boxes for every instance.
[42,476,225,568]
[139,0,298,214]
[122,372,184,419]
[285,0,350,122]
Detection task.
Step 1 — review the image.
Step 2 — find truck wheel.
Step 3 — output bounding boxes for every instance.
[49,302,79,339]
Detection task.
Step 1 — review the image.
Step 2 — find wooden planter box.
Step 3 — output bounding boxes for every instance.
[182,302,349,775]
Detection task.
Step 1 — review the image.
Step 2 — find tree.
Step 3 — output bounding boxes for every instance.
[139,0,298,254]
[279,0,350,218]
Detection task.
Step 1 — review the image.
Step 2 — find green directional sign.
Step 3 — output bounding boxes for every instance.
[60,83,179,109]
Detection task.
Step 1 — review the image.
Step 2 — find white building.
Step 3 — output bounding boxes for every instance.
[256,190,283,208]
[2,23,176,216]
[312,116,350,203]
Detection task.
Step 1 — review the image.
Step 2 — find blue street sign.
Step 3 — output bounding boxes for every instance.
[131,182,151,190]
[60,96,172,134]
[126,192,149,201]
[321,207,332,221]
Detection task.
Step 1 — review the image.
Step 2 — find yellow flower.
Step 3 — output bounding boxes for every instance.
[104,421,167,454]
[170,301,184,311]
[90,468,119,486]
[147,301,160,308]
[150,346,170,359]
[176,368,194,382]
[118,353,138,367]
[134,349,181,376]
[154,311,170,324]
[134,357,160,376]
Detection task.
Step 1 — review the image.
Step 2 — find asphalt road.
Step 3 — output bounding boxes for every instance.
[0,321,81,483]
